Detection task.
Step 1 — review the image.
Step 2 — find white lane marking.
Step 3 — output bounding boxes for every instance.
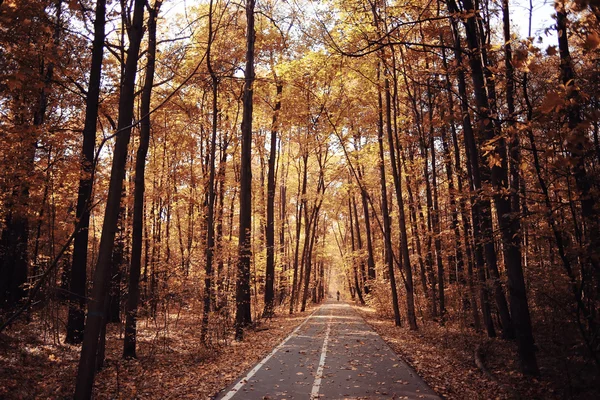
[311,310,332,399]
[219,306,321,400]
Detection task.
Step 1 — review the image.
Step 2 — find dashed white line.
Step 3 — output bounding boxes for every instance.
[311,311,332,399]
[219,307,320,400]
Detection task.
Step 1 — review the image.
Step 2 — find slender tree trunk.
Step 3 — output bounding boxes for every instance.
[421,136,437,317]
[348,198,365,305]
[456,0,514,340]
[278,182,287,305]
[201,0,219,344]
[401,154,428,300]
[376,64,401,327]
[108,191,125,323]
[357,166,376,280]
[235,0,255,340]
[556,3,600,295]
[440,41,472,322]
[123,0,160,359]
[426,87,445,317]
[385,68,417,329]
[263,83,282,317]
[215,137,229,308]
[447,11,494,336]
[351,195,368,291]
[302,208,321,311]
[501,0,539,375]
[290,154,307,314]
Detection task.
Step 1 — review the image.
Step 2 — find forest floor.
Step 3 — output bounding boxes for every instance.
[0,304,317,399]
[354,304,600,400]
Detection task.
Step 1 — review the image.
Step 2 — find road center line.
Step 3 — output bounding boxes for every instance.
[219,306,320,400]
[311,310,332,399]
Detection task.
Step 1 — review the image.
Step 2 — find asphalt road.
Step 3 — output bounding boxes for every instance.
[217,302,440,399]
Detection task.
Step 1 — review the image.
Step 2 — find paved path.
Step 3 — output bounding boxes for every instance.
[217,302,440,399]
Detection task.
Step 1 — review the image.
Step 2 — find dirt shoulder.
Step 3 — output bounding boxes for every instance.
[354,304,540,400]
[0,306,316,399]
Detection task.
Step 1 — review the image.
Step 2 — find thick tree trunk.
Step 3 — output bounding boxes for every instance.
[454,0,514,340]
[65,0,106,345]
[74,0,145,397]
[448,0,513,339]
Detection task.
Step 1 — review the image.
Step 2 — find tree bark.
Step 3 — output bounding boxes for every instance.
[448,0,513,339]
[123,0,161,359]
[263,83,282,317]
[235,0,255,340]
[385,68,417,329]
[376,64,401,327]
[501,0,539,375]
[74,0,146,396]
[447,11,493,336]
[202,0,218,344]
[65,0,105,344]
[348,198,365,305]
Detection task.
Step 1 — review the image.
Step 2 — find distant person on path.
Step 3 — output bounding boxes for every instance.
[336,291,340,301]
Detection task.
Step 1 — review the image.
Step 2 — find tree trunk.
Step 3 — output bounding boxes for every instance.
[351,195,368,291]
[202,0,218,344]
[235,0,255,341]
[263,83,282,317]
[401,154,428,301]
[448,0,513,339]
[556,3,600,303]
[290,154,307,314]
[65,0,106,344]
[421,136,437,317]
[501,0,539,375]
[348,198,365,305]
[357,166,376,280]
[385,68,417,329]
[447,12,493,336]
[427,85,445,317]
[74,0,145,397]
[123,0,160,359]
[376,64,401,327]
